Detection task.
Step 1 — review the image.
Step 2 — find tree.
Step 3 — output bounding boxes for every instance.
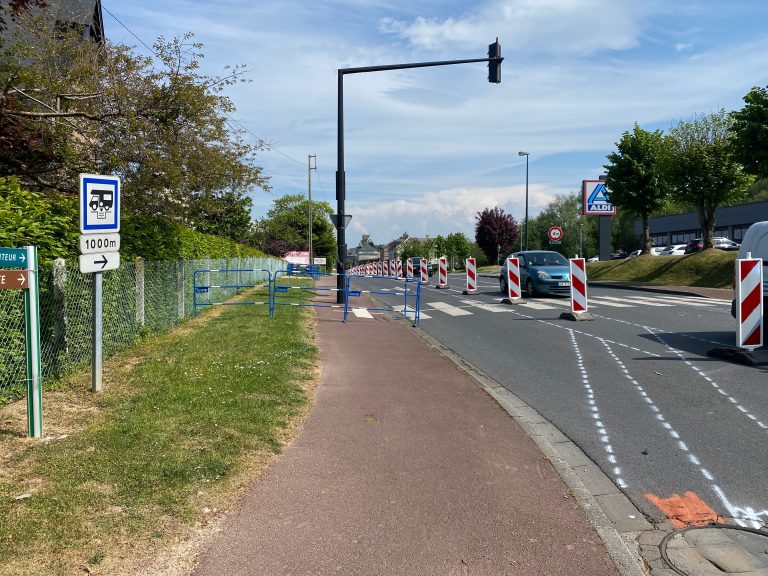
[0,14,269,222]
[187,190,253,243]
[731,84,768,180]
[668,110,751,248]
[446,232,471,269]
[530,192,598,258]
[474,207,519,264]
[254,194,336,260]
[0,0,47,36]
[604,124,672,253]
[399,238,425,261]
[359,233,375,247]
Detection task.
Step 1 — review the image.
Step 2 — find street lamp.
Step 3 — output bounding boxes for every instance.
[518,151,529,251]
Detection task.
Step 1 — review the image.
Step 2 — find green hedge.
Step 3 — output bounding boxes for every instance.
[0,177,266,262]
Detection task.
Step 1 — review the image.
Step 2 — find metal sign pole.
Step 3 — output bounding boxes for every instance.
[92,271,103,392]
[24,245,42,438]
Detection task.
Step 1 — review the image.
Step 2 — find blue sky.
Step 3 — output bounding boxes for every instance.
[102,0,768,247]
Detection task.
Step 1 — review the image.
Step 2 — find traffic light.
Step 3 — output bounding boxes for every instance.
[488,38,502,83]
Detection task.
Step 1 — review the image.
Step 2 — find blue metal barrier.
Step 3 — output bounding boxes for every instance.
[193,268,273,317]
[271,269,347,316]
[344,274,422,326]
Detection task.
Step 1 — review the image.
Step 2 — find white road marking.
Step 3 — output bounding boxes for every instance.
[427,301,473,316]
[519,301,558,310]
[568,330,628,489]
[588,297,635,308]
[401,306,431,320]
[613,296,674,307]
[460,299,509,313]
[352,308,373,319]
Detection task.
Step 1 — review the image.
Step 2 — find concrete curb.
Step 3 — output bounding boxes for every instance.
[408,325,649,576]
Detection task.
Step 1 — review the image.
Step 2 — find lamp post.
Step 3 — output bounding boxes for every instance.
[518,151,529,250]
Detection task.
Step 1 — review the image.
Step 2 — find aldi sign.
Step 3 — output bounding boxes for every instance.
[583,180,615,216]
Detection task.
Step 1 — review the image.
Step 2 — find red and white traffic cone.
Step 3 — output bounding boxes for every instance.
[397,259,403,279]
[502,257,521,304]
[463,257,477,295]
[560,258,595,321]
[436,257,448,289]
[737,256,764,350]
[406,258,413,279]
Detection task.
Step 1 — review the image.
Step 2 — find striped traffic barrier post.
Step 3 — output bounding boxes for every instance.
[384,260,390,277]
[502,256,522,304]
[462,257,477,295]
[406,258,413,279]
[436,257,448,289]
[560,257,595,321]
[397,259,403,279]
[420,258,429,285]
[736,256,764,350]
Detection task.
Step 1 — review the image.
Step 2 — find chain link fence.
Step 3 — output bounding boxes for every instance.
[0,256,283,404]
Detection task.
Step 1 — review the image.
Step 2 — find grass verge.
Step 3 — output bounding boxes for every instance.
[586,249,737,288]
[0,285,317,575]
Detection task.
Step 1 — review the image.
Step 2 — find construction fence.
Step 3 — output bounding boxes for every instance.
[0,256,282,404]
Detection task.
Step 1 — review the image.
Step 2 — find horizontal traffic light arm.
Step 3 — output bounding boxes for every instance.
[340,56,503,76]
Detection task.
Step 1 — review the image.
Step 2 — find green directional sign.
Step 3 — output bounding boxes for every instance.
[0,247,28,269]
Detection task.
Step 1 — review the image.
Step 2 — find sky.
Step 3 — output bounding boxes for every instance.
[102,0,768,248]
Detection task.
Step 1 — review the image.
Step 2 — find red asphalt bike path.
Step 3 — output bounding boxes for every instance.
[191,278,621,575]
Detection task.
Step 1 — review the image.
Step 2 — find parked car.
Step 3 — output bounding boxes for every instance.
[626,249,642,259]
[499,250,571,296]
[610,251,628,260]
[649,247,665,256]
[587,256,599,263]
[661,244,687,256]
[684,237,741,254]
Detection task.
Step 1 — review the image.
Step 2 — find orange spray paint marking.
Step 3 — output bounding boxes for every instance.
[645,491,725,528]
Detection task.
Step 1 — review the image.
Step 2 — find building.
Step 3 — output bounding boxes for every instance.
[634,201,768,247]
[347,244,380,266]
[1,0,104,44]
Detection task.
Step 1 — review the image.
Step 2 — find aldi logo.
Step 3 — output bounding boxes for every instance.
[583,180,616,215]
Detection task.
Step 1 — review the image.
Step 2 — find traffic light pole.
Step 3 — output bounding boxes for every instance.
[335,43,503,302]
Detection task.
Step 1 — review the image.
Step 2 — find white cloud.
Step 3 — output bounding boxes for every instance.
[348,183,569,243]
[379,0,651,55]
[675,42,693,52]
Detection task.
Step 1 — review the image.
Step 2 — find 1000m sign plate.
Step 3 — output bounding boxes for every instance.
[79,233,120,255]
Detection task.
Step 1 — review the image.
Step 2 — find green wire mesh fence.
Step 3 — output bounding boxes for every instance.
[0,256,283,404]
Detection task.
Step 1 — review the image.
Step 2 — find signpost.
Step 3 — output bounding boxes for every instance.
[0,246,42,438]
[79,173,121,392]
[548,226,563,244]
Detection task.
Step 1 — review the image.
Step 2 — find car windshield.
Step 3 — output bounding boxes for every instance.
[526,252,569,267]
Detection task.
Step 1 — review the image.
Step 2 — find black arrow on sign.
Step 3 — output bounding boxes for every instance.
[94,255,108,269]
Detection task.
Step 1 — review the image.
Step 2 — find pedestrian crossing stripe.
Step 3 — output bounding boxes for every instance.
[427,301,473,316]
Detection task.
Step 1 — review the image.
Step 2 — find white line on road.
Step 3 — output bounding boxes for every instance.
[351,308,373,319]
[427,301,473,316]
[460,299,509,313]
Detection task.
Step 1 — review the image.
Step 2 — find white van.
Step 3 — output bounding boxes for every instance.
[731,222,768,338]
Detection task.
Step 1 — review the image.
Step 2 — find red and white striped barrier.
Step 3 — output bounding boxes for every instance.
[384,260,390,277]
[506,257,521,301]
[420,258,429,284]
[569,257,588,313]
[437,257,448,288]
[736,256,764,350]
[463,257,477,295]
[406,258,413,278]
[397,259,403,279]
[378,261,382,276]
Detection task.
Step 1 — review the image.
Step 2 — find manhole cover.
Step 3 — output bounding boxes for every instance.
[661,525,768,575]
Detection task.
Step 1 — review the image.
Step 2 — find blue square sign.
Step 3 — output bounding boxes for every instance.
[80,174,120,234]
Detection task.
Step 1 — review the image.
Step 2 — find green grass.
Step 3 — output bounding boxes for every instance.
[0,285,316,575]
[586,249,737,288]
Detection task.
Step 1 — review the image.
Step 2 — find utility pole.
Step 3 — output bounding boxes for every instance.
[308,154,316,267]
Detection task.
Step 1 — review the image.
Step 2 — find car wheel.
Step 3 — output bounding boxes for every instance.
[526,278,536,296]
[500,277,507,294]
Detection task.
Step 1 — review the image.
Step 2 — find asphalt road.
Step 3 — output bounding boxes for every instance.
[347,272,768,529]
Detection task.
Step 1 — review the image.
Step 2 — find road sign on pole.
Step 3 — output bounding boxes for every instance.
[79,233,120,255]
[548,226,563,242]
[0,270,28,290]
[80,174,120,234]
[79,252,120,274]
[0,247,28,268]
[583,180,616,215]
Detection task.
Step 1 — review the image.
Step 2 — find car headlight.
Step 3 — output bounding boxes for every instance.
[537,270,550,279]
